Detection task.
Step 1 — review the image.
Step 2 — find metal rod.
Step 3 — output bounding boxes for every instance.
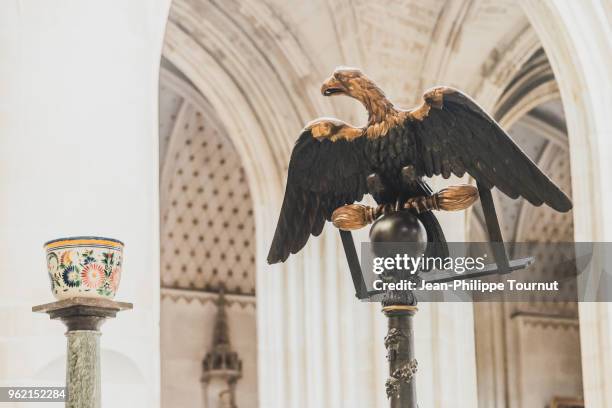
[476,182,510,271]
[339,230,369,299]
[384,304,418,408]
[382,275,418,408]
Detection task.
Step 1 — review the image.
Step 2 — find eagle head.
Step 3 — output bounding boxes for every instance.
[321,67,371,99]
[321,67,394,125]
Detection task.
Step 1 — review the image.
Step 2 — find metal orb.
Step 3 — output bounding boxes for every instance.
[370,210,424,243]
[369,211,426,259]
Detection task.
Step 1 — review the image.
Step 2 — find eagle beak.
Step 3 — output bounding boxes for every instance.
[321,76,346,96]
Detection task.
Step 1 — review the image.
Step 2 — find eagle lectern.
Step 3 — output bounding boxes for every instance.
[267,67,572,406]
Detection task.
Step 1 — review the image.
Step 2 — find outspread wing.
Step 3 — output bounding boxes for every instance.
[406,87,572,212]
[267,127,370,264]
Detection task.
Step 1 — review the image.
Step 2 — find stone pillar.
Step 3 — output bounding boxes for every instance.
[33,298,132,408]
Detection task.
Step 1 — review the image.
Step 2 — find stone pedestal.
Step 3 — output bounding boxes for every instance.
[33,297,132,408]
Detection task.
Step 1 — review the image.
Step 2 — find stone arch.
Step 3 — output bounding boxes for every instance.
[519,2,612,407]
[159,67,257,295]
[161,20,296,408]
[470,44,576,406]
[461,7,587,404]
[468,1,612,406]
[521,0,611,242]
[468,45,565,242]
[159,2,366,407]
[163,21,286,202]
[494,49,559,126]
[471,25,542,110]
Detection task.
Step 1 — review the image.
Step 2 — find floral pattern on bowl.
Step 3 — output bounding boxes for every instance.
[45,236,123,300]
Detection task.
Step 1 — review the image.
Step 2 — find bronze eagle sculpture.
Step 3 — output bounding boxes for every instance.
[267,67,572,264]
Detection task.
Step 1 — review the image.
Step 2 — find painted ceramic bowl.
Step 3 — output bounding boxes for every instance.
[44,236,124,300]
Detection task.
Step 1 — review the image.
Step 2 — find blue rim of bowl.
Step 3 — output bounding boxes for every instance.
[44,236,124,248]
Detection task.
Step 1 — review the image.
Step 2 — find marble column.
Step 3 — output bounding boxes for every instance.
[65,331,101,408]
[33,298,132,408]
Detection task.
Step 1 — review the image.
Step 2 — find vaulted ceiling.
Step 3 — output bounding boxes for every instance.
[165,0,536,151]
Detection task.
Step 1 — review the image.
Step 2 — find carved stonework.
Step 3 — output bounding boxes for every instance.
[385,359,418,399]
[513,311,579,331]
[161,287,256,311]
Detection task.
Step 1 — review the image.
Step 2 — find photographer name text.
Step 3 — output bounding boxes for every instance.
[373,279,559,293]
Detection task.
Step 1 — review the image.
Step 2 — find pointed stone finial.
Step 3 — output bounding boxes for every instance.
[212,286,231,347]
[202,286,242,380]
